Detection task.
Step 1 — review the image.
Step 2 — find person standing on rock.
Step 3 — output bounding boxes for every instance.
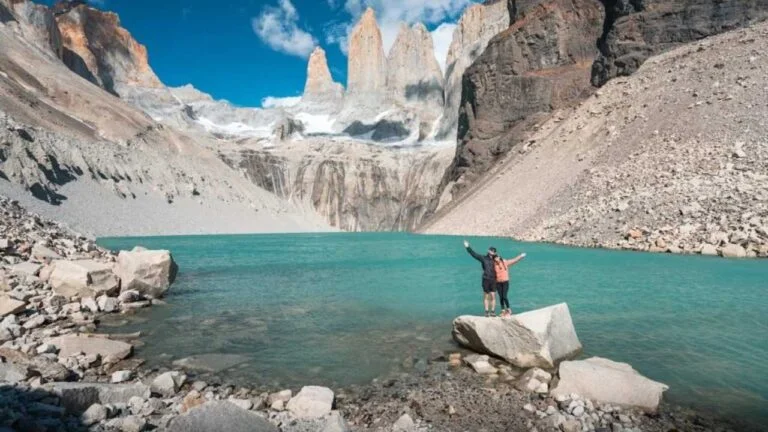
[493,252,526,318]
[463,240,500,317]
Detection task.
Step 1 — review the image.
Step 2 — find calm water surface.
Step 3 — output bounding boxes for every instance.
[98,233,768,426]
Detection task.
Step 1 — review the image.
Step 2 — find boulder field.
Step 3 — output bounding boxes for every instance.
[452,303,669,414]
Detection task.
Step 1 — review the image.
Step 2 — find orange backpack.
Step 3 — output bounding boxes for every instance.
[494,259,509,282]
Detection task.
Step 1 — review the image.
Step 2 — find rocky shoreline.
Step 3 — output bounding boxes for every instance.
[0,195,757,432]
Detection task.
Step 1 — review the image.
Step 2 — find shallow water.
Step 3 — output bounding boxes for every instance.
[98,233,768,426]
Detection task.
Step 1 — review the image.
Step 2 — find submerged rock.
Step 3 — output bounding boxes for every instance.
[551,357,669,412]
[452,303,582,368]
[114,247,178,298]
[167,401,278,432]
[172,353,249,373]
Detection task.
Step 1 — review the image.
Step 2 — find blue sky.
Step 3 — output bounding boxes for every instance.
[49,0,480,107]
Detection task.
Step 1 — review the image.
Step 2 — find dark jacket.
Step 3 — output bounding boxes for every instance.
[466,247,496,280]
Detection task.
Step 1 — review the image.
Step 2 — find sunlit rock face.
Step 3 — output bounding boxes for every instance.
[301,47,344,113]
[54,1,162,95]
[345,8,388,107]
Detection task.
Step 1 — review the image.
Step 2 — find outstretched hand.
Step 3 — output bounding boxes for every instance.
[463,240,470,248]
[520,253,527,258]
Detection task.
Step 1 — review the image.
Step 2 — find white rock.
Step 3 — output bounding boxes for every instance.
[227,397,253,411]
[112,370,133,383]
[22,314,46,329]
[31,243,61,261]
[452,303,582,368]
[81,297,99,313]
[392,413,416,432]
[150,371,186,397]
[98,295,119,313]
[10,262,42,277]
[286,386,334,419]
[517,367,553,392]
[114,248,177,298]
[267,389,292,406]
[36,343,58,354]
[0,296,26,317]
[49,260,119,298]
[720,244,747,258]
[81,403,108,426]
[699,244,719,256]
[463,354,498,375]
[551,357,668,412]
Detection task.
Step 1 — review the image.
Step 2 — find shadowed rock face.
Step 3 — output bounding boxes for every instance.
[54,3,162,95]
[436,0,511,140]
[386,22,444,116]
[592,0,768,86]
[441,0,603,200]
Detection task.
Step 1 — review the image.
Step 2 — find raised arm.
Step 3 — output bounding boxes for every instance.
[505,253,527,266]
[464,240,484,262]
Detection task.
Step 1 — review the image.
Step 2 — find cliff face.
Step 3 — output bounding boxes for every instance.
[346,8,388,105]
[54,2,162,95]
[386,23,444,116]
[592,0,768,86]
[221,140,453,231]
[301,47,344,111]
[436,0,510,140]
[441,0,603,200]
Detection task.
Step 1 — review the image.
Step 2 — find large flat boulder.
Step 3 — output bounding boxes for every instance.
[0,296,26,317]
[45,381,150,414]
[48,335,132,361]
[49,260,119,299]
[114,247,178,298]
[551,357,669,412]
[167,401,278,432]
[286,386,334,419]
[452,303,582,369]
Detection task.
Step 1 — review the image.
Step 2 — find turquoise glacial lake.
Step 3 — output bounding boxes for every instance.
[97,233,768,425]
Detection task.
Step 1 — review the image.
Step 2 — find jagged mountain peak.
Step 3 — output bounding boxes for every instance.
[346,5,387,102]
[301,45,343,110]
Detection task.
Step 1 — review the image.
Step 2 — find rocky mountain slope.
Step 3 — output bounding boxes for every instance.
[592,0,768,86]
[422,21,768,258]
[0,0,328,236]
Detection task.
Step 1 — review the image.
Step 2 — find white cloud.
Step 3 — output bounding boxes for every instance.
[326,0,474,58]
[324,21,354,55]
[261,96,302,109]
[252,0,317,59]
[431,22,456,73]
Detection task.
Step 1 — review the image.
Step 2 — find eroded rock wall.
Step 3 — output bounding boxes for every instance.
[221,141,453,231]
